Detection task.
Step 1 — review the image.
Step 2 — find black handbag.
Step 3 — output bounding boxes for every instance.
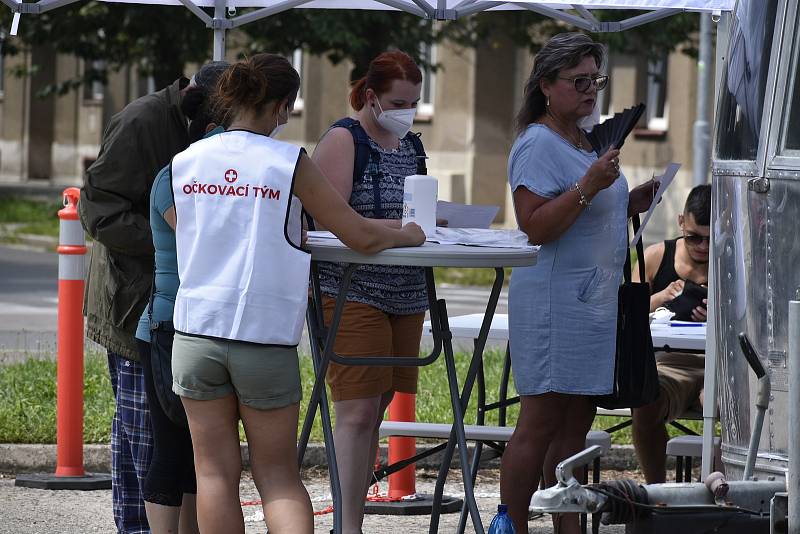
[594,215,659,410]
[147,276,189,428]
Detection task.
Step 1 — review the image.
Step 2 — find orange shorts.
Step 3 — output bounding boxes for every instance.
[322,296,424,402]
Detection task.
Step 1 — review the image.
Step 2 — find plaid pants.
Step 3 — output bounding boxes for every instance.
[108,351,153,534]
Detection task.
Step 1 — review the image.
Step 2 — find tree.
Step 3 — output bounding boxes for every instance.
[1,3,212,92]
[440,10,701,59]
[241,11,435,81]
[0,4,701,95]
[0,4,438,92]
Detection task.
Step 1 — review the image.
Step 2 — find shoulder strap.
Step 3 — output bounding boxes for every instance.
[625,214,646,283]
[330,118,372,185]
[405,131,428,175]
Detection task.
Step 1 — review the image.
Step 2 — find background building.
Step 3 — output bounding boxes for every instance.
[0,36,712,243]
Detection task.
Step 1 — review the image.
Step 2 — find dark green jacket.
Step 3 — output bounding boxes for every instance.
[79,79,189,361]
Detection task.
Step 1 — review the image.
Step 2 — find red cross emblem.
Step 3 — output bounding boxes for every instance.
[224,169,238,183]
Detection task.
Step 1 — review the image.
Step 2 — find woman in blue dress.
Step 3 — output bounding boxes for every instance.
[500,33,655,532]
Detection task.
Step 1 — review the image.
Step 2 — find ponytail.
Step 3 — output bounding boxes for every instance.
[349,77,368,111]
[213,54,300,127]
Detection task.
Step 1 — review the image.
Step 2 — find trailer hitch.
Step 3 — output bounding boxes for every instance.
[529,445,608,514]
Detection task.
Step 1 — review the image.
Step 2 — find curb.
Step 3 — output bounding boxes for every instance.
[0,443,645,475]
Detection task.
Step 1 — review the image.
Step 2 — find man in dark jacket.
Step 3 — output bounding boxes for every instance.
[79,62,228,533]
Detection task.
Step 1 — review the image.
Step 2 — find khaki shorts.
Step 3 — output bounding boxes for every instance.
[322,297,424,402]
[172,333,302,410]
[656,351,705,422]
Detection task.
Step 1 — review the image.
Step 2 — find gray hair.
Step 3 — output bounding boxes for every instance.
[515,33,606,134]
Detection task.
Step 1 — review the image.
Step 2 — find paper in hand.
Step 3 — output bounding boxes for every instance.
[436,201,499,229]
[630,162,681,247]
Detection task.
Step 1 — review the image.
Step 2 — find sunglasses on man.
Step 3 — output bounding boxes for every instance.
[684,233,710,246]
[557,74,609,93]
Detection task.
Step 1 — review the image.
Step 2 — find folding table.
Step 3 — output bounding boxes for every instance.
[297,234,537,534]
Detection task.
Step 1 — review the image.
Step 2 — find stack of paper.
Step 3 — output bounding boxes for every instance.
[307,228,535,249]
[427,228,533,248]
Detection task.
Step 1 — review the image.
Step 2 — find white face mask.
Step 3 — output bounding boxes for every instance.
[372,99,416,139]
[270,107,288,138]
[270,121,286,138]
[578,100,601,132]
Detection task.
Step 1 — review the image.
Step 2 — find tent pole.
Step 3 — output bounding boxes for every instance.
[700,11,729,481]
[692,13,712,186]
[213,0,226,61]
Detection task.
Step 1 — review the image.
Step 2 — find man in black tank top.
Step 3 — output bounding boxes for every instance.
[630,185,711,483]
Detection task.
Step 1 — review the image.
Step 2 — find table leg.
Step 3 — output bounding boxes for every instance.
[441,303,484,533]
[457,353,487,534]
[429,267,504,534]
[498,343,512,428]
[297,263,357,534]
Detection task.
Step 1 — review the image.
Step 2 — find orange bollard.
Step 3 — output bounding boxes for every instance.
[388,392,417,499]
[15,189,111,490]
[55,187,88,477]
[366,389,461,515]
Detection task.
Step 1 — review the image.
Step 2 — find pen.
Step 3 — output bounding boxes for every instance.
[669,322,705,327]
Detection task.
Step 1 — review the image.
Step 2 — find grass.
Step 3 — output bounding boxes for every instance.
[0,355,114,443]
[0,197,63,224]
[0,349,701,446]
[433,267,512,287]
[16,221,61,237]
[0,197,62,239]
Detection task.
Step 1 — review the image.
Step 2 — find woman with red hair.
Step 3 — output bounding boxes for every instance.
[312,50,428,533]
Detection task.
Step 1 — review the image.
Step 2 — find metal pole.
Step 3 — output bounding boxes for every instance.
[213,0,226,61]
[788,300,800,534]
[693,13,713,186]
[700,226,718,478]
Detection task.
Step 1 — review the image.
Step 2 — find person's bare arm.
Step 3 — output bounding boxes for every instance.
[294,153,424,253]
[311,127,401,229]
[163,206,176,230]
[633,243,678,312]
[632,243,662,285]
[638,242,690,312]
[515,148,620,245]
[513,188,585,245]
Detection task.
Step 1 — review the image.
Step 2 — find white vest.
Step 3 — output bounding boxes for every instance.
[171,130,310,346]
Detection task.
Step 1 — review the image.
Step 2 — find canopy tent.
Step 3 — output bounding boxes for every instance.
[4,0,734,59]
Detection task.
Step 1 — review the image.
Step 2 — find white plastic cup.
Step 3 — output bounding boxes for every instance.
[402,174,438,237]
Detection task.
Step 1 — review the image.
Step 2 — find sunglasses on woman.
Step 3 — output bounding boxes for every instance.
[684,233,710,246]
[558,74,609,93]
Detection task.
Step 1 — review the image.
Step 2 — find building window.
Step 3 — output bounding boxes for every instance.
[781,9,800,153]
[82,60,105,102]
[646,56,669,131]
[418,42,436,118]
[289,49,304,112]
[715,0,778,160]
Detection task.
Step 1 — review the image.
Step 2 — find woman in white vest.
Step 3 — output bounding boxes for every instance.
[169,54,425,534]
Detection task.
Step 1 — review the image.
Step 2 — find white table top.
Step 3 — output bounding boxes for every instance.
[305,236,538,268]
[424,313,707,352]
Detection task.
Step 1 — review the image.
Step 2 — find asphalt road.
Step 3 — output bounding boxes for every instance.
[0,244,508,363]
[0,245,64,361]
